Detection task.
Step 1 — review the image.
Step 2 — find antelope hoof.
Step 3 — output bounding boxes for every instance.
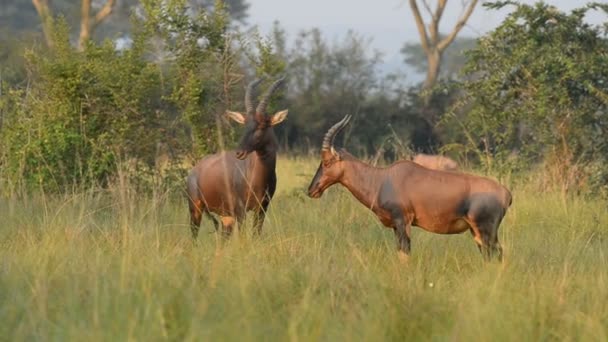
[397,250,409,264]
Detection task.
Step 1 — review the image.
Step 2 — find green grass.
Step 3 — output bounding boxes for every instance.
[1,157,607,341]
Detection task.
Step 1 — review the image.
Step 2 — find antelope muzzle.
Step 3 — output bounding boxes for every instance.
[307,163,325,198]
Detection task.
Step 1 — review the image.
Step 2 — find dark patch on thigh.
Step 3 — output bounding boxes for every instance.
[466,193,504,229]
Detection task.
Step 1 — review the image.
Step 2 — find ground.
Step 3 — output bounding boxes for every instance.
[0,157,607,340]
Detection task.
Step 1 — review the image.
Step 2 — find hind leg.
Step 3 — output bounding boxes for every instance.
[468,220,502,262]
[487,216,504,261]
[189,199,204,239]
[383,203,411,262]
[394,216,411,254]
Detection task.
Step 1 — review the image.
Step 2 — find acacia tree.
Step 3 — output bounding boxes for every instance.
[32,0,116,50]
[401,36,476,81]
[408,0,479,89]
[77,0,116,50]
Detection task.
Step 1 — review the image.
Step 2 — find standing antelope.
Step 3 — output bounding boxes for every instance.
[187,77,288,238]
[412,153,458,171]
[307,115,512,261]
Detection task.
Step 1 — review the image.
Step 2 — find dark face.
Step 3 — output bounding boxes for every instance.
[307,150,344,198]
[235,115,273,160]
[226,110,289,160]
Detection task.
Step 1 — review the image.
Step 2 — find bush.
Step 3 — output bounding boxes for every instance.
[0,0,246,193]
[446,1,608,192]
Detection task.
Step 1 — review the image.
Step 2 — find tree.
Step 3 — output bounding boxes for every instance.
[278,28,384,152]
[0,0,245,192]
[0,0,249,50]
[401,36,476,81]
[449,1,608,191]
[32,0,117,50]
[408,0,479,89]
[191,0,250,24]
[78,0,116,50]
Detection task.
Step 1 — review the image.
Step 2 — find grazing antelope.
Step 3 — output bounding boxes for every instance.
[412,153,458,171]
[307,115,512,261]
[187,77,288,238]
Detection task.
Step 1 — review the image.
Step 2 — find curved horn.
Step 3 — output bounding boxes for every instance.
[256,76,285,114]
[245,78,264,115]
[321,115,352,151]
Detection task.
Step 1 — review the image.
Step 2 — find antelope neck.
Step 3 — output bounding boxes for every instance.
[253,143,278,168]
[339,159,385,210]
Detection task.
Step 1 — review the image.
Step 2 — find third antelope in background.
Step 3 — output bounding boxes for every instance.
[412,153,458,171]
[307,115,512,261]
[187,77,288,238]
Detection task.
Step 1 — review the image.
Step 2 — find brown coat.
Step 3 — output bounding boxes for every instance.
[308,115,511,261]
[187,77,288,238]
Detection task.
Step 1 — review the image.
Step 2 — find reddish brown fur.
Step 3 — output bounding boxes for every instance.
[187,78,288,238]
[308,116,512,261]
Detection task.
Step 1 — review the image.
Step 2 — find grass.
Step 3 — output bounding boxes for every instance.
[1,157,607,341]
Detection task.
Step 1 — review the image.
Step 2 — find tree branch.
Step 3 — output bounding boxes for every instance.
[32,0,47,13]
[92,0,116,29]
[409,0,431,54]
[80,0,91,36]
[32,0,54,47]
[434,0,447,24]
[437,0,478,52]
[429,0,448,44]
[78,0,115,50]
[421,0,434,18]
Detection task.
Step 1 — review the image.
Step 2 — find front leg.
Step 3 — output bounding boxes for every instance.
[254,176,276,235]
[378,180,411,261]
[253,205,267,235]
[394,215,411,259]
[253,192,273,235]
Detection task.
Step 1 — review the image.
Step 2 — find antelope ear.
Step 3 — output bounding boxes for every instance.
[269,110,288,126]
[225,111,246,125]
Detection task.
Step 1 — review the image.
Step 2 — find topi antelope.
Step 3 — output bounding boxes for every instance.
[307,115,512,261]
[187,77,288,238]
[412,153,458,171]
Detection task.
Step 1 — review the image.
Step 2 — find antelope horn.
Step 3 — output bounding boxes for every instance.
[256,76,285,114]
[245,78,264,115]
[321,115,352,151]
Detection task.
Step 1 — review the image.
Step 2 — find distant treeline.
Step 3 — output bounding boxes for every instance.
[0,1,607,195]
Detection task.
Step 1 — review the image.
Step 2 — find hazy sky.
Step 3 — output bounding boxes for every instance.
[247,0,605,79]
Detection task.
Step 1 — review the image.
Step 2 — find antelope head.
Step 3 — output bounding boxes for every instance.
[307,115,352,198]
[225,77,289,160]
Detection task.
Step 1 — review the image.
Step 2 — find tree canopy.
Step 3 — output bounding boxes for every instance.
[447,1,608,190]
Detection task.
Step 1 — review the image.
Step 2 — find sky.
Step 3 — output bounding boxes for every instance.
[247,0,606,81]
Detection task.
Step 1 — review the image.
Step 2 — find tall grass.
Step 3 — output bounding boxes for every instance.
[1,157,607,341]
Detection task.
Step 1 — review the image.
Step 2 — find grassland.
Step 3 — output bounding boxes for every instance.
[1,157,607,341]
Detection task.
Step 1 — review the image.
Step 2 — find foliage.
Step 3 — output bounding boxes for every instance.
[0,1,247,192]
[0,19,163,191]
[1,158,607,340]
[0,31,29,86]
[0,0,250,41]
[446,1,608,191]
[139,0,237,156]
[267,27,416,156]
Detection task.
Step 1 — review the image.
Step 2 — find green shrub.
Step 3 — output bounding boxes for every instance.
[446,1,608,192]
